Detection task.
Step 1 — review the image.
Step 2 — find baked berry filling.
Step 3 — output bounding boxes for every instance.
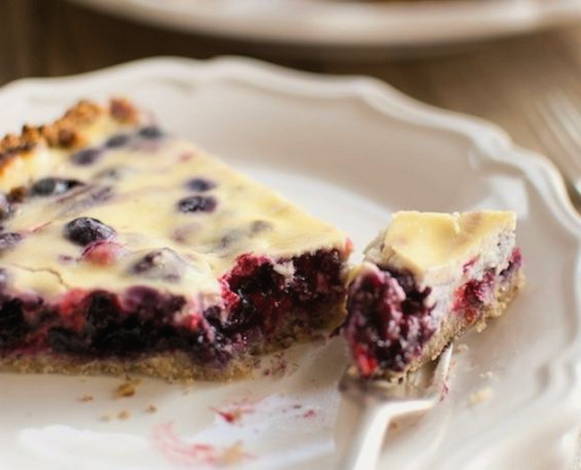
[0,249,345,368]
[345,248,523,378]
[344,268,434,377]
[220,249,344,337]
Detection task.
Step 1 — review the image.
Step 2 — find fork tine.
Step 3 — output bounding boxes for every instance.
[337,344,453,470]
[543,91,581,161]
[534,97,578,162]
[431,343,453,392]
[532,93,581,204]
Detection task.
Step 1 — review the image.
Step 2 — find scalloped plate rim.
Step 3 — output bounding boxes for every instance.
[0,56,579,468]
[67,0,581,47]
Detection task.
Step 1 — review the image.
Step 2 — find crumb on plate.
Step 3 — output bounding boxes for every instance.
[468,386,494,406]
[114,380,140,398]
[218,442,247,466]
[117,410,131,420]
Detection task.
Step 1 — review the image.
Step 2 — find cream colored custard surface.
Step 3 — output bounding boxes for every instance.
[0,101,348,303]
[364,211,516,285]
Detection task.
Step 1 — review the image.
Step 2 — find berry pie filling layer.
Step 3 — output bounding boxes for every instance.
[344,211,524,378]
[0,99,350,381]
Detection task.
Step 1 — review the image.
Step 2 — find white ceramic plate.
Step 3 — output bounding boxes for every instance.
[0,57,579,470]
[69,0,581,49]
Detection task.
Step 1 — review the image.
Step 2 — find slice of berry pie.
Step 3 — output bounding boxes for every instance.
[0,99,351,381]
[344,211,523,378]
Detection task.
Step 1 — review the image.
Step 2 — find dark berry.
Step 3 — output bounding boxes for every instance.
[129,248,186,282]
[105,134,130,149]
[0,298,29,349]
[0,193,13,221]
[95,167,132,181]
[250,220,272,234]
[217,229,244,250]
[138,126,163,139]
[177,195,217,213]
[47,327,88,355]
[186,178,216,192]
[0,232,22,251]
[63,217,116,246]
[71,148,102,166]
[31,177,84,197]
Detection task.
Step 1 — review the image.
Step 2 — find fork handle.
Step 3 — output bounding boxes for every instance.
[338,399,395,470]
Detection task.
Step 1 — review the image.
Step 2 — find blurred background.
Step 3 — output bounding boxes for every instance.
[2,0,581,207]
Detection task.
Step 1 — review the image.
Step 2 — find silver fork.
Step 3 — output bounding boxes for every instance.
[337,344,453,470]
[531,90,581,208]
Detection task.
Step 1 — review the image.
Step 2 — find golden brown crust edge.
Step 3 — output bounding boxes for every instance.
[0,98,139,184]
[0,351,251,383]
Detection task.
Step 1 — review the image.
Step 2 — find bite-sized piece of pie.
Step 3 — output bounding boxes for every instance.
[0,99,351,381]
[344,211,523,378]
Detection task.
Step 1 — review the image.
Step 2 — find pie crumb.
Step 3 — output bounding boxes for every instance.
[480,371,494,380]
[218,442,246,466]
[79,394,94,402]
[117,410,131,420]
[468,386,494,406]
[145,404,157,414]
[455,343,469,354]
[114,380,140,398]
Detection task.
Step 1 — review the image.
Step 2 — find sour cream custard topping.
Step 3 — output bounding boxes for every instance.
[364,211,517,286]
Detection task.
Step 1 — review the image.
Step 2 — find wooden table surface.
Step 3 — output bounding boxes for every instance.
[2,0,581,210]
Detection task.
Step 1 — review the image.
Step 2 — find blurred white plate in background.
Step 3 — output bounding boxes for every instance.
[0,57,579,469]
[69,0,581,50]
